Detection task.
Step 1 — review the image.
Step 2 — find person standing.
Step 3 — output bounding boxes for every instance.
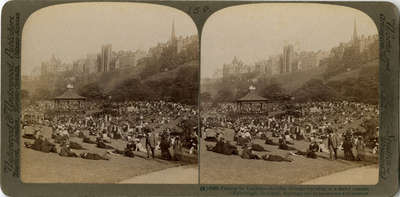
[146,129,156,159]
[355,136,366,161]
[160,131,171,160]
[328,130,339,160]
[343,131,354,160]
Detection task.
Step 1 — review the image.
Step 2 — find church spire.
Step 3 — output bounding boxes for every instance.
[352,18,358,42]
[171,19,176,42]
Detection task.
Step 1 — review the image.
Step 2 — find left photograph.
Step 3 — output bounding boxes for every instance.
[20,3,199,183]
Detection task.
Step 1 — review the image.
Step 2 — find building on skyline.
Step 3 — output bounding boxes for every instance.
[280,44,294,74]
[41,55,72,77]
[222,56,250,80]
[218,18,378,80]
[40,20,198,78]
[97,44,112,72]
[84,54,97,74]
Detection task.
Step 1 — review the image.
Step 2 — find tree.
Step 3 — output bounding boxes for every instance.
[33,88,52,100]
[21,89,29,100]
[262,79,289,101]
[139,56,161,79]
[79,83,104,100]
[200,92,212,103]
[160,45,179,71]
[362,118,378,139]
[215,88,234,102]
[293,79,338,102]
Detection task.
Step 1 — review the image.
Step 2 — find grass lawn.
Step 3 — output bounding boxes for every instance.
[20,126,181,183]
[200,128,374,184]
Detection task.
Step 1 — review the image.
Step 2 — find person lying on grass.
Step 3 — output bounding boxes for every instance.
[292,141,320,159]
[278,136,297,151]
[59,142,78,157]
[96,137,114,149]
[206,139,239,155]
[262,153,293,162]
[80,152,110,160]
[265,136,279,146]
[240,144,260,160]
[24,135,57,153]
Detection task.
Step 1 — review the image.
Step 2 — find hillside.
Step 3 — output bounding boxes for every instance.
[269,65,327,93]
[272,59,378,94]
[144,61,198,83]
[78,60,199,104]
[205,59,379,104]
[326,59,378,83]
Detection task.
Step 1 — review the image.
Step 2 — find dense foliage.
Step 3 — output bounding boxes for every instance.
[78,38,199,105]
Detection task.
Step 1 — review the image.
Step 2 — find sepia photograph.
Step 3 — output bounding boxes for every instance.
[200,3,379,185]
[20,2,199,184]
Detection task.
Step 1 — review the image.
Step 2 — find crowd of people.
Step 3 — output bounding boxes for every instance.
[22,100,199,162]
[201,101,379,162]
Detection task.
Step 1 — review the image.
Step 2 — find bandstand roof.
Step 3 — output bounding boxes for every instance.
[54,88,86,100]
[236,90,269,103]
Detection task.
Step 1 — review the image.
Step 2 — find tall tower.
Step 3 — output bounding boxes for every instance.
[282,44,294,73]
[352,18,358,43]
[101,44,112,72]
[171,19,177,42]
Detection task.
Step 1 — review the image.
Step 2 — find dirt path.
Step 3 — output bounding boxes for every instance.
[301,165,379,185]
[119,165,198,184]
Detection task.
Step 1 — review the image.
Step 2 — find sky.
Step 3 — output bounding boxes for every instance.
[201,3,379,79]
[21,2,197,76]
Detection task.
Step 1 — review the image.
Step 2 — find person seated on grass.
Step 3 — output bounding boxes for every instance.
[284,132,295,145]
[28,134,42,149]
[111,145,135,158]
[278,136,297,151]
[135,139,146,152]
[294,141,319,159]
[307,141,320,158]
[206,139,238,155]
[222,140,239,155]
[243,130,252,141]
[251,143,268,152]
[22,126,38,139]
[240,144,260,160]
[206,137,224,154]
[265,136,279,146]
[77,130,86,139]
[124,148,135,158]
[69,141,86,150]
[53,133,69,144]
[126,140,136,151]
[259,132,267,140]
[295,127,305,140]
[83,136,97,144]
[59,142,78,157]
[237,130,251,146]
[24,135,57,153]
[204,135,217,142]
[80,152,110,160]
[96,138,114,149]
[89,129,97,136]
[61,127,69,139]
[262,153,293,162]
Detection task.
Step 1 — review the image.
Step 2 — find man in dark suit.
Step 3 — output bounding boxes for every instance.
[328,130,339,160]
[146,129,157,159]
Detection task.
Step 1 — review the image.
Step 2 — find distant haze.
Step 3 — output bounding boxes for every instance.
[201,3,378,79]
[22,2,197,76]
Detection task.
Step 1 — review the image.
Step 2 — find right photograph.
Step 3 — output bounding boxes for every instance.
[200,3,379,185]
